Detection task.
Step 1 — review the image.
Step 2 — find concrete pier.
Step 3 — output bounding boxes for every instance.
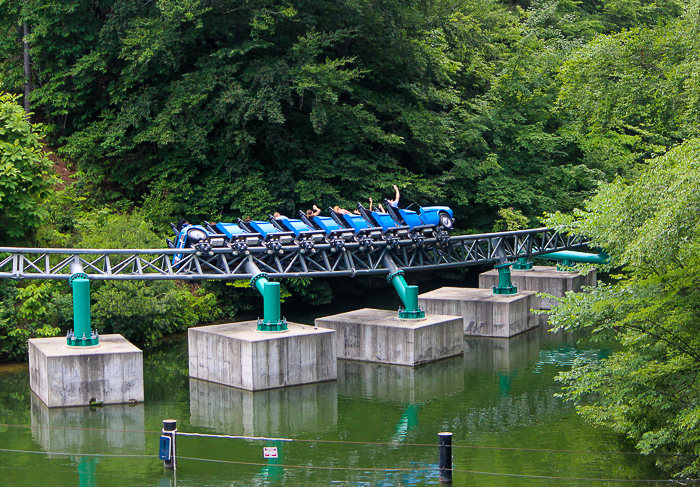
[315,309,463,366]
[189,379,337,437]
[479,266,596,309]
[418,288,540,337]
[29,334,144,408]
[188,321,337,391]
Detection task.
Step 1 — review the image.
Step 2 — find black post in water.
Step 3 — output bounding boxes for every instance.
[438,432,453,483]
[163,419,177,470]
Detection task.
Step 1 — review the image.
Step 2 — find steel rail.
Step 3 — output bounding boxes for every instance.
[0,228,587,280]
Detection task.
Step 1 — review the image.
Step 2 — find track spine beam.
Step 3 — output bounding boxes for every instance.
[0,228,588,280]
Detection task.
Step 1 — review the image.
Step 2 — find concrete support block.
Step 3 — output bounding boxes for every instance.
[479,266,597,309]
[315,309,463,366]
[338,356,464,403]
[189,378,337,437]
[188,321,337,391]
[29,334,144,408]
[30,393,145,454]
[418,288,540,338]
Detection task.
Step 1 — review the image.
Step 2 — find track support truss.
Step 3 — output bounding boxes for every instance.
[0,228,587,281]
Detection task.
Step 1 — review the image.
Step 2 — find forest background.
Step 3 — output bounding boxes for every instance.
[0,0,699,478]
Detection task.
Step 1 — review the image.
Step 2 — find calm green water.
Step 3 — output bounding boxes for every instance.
[0,303,669,486]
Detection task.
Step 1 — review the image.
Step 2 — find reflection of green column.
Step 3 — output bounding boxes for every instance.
[498,372,511,396]
[262,441,284,483]
[77,457,97,487]
[405,404,419,430]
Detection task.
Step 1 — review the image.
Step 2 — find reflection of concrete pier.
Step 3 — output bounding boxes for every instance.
[337,357,464,404]
[30,393,146,455]
[189,379,338,437]
[464,329,543,373]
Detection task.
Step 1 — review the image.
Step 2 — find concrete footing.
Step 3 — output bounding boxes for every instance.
[188,321,337,391]
[189,378,338,437]
[315,309,463,366]
[479,266,597,309]
[29,334,144,408]
[418,288,540,337]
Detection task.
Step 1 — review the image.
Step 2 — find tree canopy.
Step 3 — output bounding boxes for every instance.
[3,0,690,231]
[0,93,52,241]
[547,137,700,478]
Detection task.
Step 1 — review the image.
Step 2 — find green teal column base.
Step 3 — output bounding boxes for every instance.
[557,260,574,271]
[257,318,288,332]
[66,330,100,347]
[493,262,518,295]
[512,258,533,270]
[398,308,426,320]
[492,284,518,295]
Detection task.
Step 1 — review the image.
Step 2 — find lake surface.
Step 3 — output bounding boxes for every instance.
[0,296,670,486]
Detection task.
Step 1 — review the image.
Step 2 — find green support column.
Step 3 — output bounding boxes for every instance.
[387,270,426,320]
[250,273,287,332]
[492,263,518,295]
[66,273,99,346]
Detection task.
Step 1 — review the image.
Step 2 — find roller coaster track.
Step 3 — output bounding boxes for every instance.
[0,228,586,281]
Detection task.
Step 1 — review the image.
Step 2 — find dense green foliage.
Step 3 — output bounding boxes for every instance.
[0,93,52,241]
[3,0,690,230]
[546,138,700,478]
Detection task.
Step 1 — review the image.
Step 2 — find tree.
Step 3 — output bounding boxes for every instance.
[545,137,700,479]
[555,6,700,178]
[0,92,52,242]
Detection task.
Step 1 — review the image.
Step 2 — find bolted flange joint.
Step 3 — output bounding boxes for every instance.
[386,270,404,284]
[250,272,269,290]
[69,272,89,287]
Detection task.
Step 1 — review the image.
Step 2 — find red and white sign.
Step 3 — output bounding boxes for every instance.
[263,447,278,459]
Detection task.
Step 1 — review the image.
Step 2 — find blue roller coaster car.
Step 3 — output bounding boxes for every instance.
[269,215,326,253]
[383,200,454,231]
[237,218,295,255]
[168,220,227,264]
[206,221,262,255]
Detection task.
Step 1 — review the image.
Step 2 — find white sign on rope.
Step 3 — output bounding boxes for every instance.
[263,447,278,459]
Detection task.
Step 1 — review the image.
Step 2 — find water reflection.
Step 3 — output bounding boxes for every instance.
[30,394,147,487]
[337,356,465,404]
[30,393,146,454]
[189,379,338,437]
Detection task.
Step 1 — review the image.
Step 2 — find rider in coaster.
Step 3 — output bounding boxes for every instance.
[333,206,352,215]
[353,197,373,215]
[273,212,288,219]
[306,205,321,218]
[387,184,400,208]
